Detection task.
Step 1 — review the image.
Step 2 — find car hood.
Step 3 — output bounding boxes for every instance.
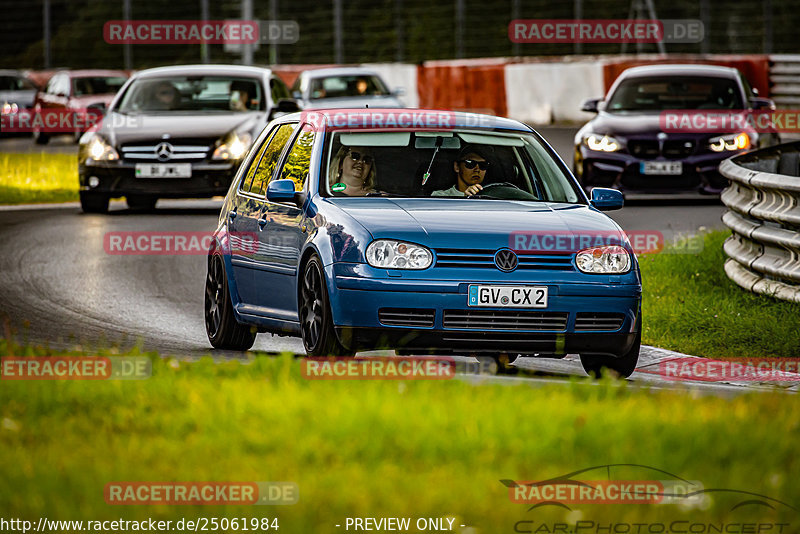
[99,111,264,145]
[303,95,404,109]
[330,198,623,250]
[581,111,726,143]
[0,90,36,108]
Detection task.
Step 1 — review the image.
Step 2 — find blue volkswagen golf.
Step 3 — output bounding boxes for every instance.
[204,109,642,377]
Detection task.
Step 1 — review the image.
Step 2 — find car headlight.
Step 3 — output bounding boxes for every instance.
[584,133,621,152]
[576,245,631,274]
[85,135,119,161]
[365,240,432,270]
[212,132,253,160]
[2,102,19,114]
[709,132,750,152]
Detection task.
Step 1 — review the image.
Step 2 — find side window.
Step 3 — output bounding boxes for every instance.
[240,127,277,194]
[270,77,290,104]
[277,124,316,191]
[248,123,297,197]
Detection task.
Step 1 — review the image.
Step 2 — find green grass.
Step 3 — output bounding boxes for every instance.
[1,340,799,532]
[640,230,800,359]
[0,152,78,204]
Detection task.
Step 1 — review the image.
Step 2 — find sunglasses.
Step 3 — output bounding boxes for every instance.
[348,151,373,164]
[460,159,489,170]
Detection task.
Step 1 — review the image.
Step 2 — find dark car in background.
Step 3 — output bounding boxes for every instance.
[0,70,38,136]
[291,67,405,109]
[574,64,779,195]
[32,69,129,144]
[78,64,298,213]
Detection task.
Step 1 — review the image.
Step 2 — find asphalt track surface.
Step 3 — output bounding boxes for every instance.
[4,129,791,395]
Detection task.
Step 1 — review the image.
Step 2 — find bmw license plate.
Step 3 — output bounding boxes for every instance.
[135,163,192,178]
[468,285,548,308]
[640,161,682,175]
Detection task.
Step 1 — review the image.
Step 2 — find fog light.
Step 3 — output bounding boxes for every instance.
[88,176,100,188]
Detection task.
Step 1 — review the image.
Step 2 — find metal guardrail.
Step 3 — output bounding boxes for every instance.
[720,142,800,303]
[769,55,800,108]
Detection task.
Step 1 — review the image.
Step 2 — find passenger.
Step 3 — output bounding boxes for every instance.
[150,81,179,110]
[431,144,492,196]
[329,146,376,196]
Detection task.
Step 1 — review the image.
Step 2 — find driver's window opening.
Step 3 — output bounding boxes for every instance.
[324,131,580,203]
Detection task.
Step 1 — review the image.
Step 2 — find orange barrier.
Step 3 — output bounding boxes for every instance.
[601,55,771,97]
[417,60,508,117]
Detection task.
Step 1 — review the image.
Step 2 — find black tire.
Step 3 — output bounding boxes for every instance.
[580,330,641,379]
[33,129,50,145]
[205,254,257,350]
[126,195,158,211]
[299,255,352,357]
[79,192,109,214]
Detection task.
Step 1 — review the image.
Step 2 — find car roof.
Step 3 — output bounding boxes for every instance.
[0,69,29,77]
[53,69,129,78]
[619,64,740,79]
[133,64,273,79]
[301,67,382,79]
[279,108,530,132]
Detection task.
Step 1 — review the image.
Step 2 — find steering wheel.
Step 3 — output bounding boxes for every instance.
[467,182,524,198]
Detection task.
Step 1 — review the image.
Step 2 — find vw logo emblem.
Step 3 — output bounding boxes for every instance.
[155,142,173,161]
[494,249,518,272]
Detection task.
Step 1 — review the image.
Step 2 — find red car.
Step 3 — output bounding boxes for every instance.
[32,69,129,144]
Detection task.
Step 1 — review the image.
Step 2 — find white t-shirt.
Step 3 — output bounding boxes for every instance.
[430,185,465,197]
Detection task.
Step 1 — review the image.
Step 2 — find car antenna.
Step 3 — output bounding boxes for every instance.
[421,137,443,186]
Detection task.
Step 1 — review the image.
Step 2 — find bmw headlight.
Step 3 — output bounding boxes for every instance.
[584,133,621,152]
[709,132,750,152]
[213,131,253,160]
[85,134,119,161]
[576,245,631,274]
[366,240,432,270]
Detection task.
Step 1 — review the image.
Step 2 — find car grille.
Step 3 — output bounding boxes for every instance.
[628,139,696,160]
[378,308,435,327]
[443,309,568,331]
[434,249,573,271]
[574,312,625,332]
[120,143,211,162]
[628,140,659,159]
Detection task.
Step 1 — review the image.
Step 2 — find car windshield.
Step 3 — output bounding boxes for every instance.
[308,75,390,99]
[0,76,36,91]
[117,76,264,113]
[71,76,127,96]
[322,130,582,203]
[606,76,744,112]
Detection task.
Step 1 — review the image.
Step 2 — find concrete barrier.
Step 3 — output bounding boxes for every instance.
[505,62,605,124]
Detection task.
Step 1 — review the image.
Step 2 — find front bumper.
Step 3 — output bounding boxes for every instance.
[327,263,642,357]
[79,160,239,198]
[576,147,736,194]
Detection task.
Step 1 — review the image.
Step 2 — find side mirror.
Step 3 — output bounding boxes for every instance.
[266,178,300,204]
[87,102,107,113]
[275,98,299,113]
[589,188,624,211]
[750,97,776,111]
[581,98,602,113]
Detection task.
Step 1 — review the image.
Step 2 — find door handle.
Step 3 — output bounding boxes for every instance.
[258,216,268,229]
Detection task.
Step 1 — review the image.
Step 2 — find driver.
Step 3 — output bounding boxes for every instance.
[431,144,492,197]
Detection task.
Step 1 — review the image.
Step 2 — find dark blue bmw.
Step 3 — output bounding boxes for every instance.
[574,64,779,195]
[205,109,642,377]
